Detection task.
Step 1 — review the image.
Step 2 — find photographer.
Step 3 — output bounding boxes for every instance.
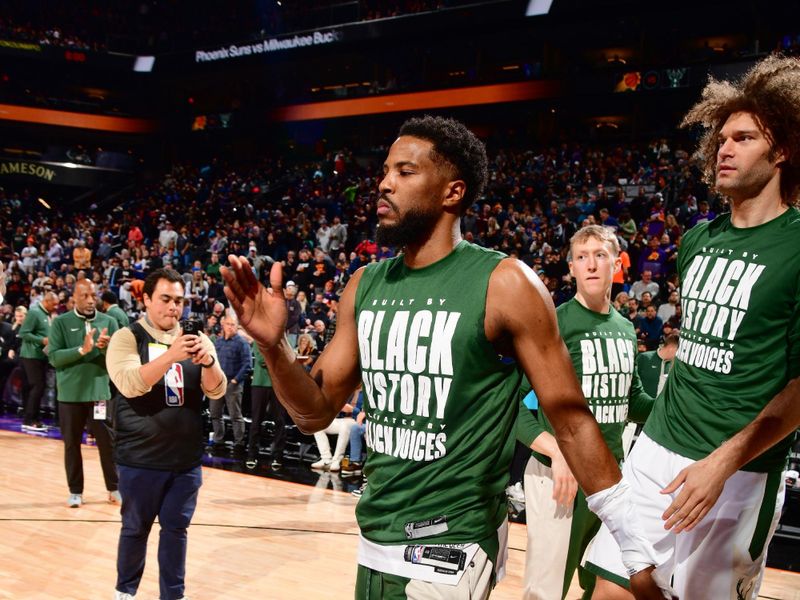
[107,268,225,600]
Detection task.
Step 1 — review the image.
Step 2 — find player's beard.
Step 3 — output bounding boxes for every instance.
[376,203,439,249]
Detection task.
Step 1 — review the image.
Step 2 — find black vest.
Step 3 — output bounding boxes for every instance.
[113,322,205,470]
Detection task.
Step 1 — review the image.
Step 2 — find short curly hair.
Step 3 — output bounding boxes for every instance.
[398,115,488,214]
[680,54,800,205]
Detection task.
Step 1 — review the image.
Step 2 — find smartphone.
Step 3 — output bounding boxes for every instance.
[180,319,203,355]
[180,319,203,336]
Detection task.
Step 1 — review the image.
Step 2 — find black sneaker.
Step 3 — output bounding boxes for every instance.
[341,461,363,477]
[245,458,258,469]
[270,458,283,469]
[352,481,367,497]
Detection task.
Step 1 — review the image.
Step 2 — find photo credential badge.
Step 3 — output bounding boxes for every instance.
[93,401,106,420]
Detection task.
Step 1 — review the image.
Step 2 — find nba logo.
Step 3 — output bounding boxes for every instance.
[165,363,185,407]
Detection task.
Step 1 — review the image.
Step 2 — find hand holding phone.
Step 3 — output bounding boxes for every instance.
[179,319,203,355]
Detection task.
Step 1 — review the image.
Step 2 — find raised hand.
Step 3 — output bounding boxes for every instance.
[81,328,96,354]
[95,327,111,349]
[190,336,214,367]
[221,256,288,349]
[167,330,201,363]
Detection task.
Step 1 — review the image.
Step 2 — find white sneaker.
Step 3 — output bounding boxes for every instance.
[310,458,331,470]
[114,591,135,600]
[329,459,341,472]
[108,490,122,505]
[67,493,82,508]
[22,422,47,433]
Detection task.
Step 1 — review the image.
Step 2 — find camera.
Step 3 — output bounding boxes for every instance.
[180,319,203,336]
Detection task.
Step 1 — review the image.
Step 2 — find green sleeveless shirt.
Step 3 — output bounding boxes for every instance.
[354,241,521,546]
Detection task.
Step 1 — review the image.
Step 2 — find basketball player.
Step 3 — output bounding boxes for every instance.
[586,55,800,599]
[223,116,663,599]
[516,225,653,600]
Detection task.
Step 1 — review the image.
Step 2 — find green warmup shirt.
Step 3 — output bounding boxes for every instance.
[105,304,130,331]
[354,241,521,554]
[251,342,272,387]
[636,350,672,398]
[514,299,653,600]
[20,303,51,360]
[48,309,118,402]
[645,208,800,472]
[516,298,653,463]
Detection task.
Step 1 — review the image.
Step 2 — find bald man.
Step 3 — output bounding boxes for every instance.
[49,279,119,508]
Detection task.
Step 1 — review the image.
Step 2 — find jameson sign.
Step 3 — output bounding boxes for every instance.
[0,160,126,187]
[0,160,57,181]
[195,30,342,63]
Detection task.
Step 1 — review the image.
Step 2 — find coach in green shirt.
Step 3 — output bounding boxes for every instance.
[636,331,679,398]
[101,290,130,331]
[19,291,58,431]
[49,279,119,508]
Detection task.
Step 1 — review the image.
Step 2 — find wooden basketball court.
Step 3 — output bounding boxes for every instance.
[0,429,797,599]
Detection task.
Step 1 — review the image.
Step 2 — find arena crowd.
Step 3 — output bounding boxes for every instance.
[0,136,715,469]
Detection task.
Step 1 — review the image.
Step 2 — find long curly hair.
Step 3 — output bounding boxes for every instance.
[680,54,800,205]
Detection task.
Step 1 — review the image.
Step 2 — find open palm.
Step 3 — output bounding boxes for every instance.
[221,256,287,348]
